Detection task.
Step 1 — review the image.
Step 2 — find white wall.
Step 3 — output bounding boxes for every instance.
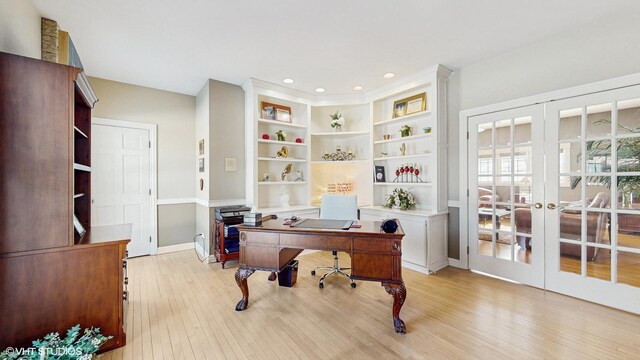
[0,0,40,59]
[447,10,640,260]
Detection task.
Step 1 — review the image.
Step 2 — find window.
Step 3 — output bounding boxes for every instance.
[478,157,493,183]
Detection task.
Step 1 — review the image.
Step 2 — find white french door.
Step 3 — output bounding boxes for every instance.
[468,105,545,288]
[544,85,640,313]
[92,123,152,257]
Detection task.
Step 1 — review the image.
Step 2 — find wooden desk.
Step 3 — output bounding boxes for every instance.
[235,219,408,334]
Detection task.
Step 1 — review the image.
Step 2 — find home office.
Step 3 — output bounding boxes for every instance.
[1,1,640,359]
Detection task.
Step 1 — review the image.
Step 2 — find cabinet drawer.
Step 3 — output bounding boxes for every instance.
[240,231,279,246]
[353,237,392,252]
[280,234,350,251]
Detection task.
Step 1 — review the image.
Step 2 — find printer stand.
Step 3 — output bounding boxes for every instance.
[214,219,241,269]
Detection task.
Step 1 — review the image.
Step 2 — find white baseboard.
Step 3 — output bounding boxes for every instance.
[447,258,467,269]
[157,242,194,254]
[194,241,209,259]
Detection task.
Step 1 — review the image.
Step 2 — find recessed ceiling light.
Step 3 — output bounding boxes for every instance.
[353,85,363,91]
[383,72,395,79]
[315,87,326,93]
[283,78,294,84]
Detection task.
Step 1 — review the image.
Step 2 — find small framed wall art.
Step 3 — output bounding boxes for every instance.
[198,139,204,155]
[261,101,292,123]
[374,165,386,183]
[199,158,205,173]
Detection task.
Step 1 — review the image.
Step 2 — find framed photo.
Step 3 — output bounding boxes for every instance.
[374,166,386,183]
[261,101,292,123]
[198,139,204,156]
[199,158,205,173]
[73,214,86,237]
[276,108,291,122]
[392,92,427,118]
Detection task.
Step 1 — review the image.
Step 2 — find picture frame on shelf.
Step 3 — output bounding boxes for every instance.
[261,101,292,123]
[374,165,386,183]
[393,92,427,118]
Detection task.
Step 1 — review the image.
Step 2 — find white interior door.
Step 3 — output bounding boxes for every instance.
[545,85,640,313]
[468,104,545,288]
[92,124,151,257]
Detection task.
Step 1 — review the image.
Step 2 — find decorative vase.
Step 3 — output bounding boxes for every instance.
[401,129,411,137]
[334,124,342,132]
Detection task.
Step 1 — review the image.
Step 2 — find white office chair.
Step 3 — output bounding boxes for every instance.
[311,194,358,289]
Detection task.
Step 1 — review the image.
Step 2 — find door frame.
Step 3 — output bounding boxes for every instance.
[457,71,640,271]
[92,117,159,255]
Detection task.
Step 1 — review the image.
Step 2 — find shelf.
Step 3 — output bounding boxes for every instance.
[311,160,369,164]
[360,205,447,217]
[73,193,85,199]
[373,182,432,187]
[73,163,91,172]
[258,157,306,162]
[74,126,88,138]
[258,181,307,185]
[374,153,431,161]
[258,119,307,128]
[310,131,369,136]
[374,133,432,145]
[256,205,319,213]
[258,139,307,147]
[374,110,431,126]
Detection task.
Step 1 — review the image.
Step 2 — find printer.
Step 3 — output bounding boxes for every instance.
[214,205,251,222]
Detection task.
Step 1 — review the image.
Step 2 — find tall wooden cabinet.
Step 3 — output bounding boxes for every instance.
[0,52,130,352]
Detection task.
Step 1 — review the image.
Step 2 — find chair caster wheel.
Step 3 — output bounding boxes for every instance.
[351,282,356,288]
[311,270,316,276]
[319,283,324,289]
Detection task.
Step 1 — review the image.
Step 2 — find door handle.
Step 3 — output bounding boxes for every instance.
[534,203,543,209]
[547,203,557,210]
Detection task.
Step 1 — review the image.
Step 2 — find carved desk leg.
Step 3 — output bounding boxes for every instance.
[267,272,277,281]
[235,268,255,311]
[382,282,407,334]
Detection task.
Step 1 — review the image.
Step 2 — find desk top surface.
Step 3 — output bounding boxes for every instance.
[238,218,404,237]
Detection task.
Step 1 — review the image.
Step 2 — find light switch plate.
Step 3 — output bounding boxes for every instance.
[225,158,236,172]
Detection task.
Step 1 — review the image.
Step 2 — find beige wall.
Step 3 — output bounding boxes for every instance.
[195,81,210,200]
[89,77,197,247]
[0,0,41,58]
[209,80,245,200]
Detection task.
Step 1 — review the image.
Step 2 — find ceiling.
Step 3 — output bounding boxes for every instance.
[32,0,640,96]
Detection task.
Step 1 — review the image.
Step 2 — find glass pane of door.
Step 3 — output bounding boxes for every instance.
[469,105,544,288]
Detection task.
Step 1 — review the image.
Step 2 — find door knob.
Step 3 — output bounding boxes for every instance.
[534,203,543,209]
[547,203,557,210]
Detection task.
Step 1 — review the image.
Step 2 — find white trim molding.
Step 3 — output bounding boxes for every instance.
[156,198,247,207]
[157,242,195,254]
[157,198,198,206]
[92,117,159,255]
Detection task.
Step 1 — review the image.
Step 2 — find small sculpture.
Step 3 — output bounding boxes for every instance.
[293,170,303,182]
[399,143,406,156]
[281,163,292,181]
[277,146,289,158]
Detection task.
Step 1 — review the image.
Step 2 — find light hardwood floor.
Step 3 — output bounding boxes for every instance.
[102,250,640,360]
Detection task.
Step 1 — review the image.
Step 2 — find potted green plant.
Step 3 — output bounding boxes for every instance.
[330,110,345,132]
[384,188,416,210]
[400,125,412,137]
[1,325,112,359]
[570,120,640,206]
[275,129,287,142]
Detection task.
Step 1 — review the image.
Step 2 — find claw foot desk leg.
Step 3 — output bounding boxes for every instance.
[235,268,255,311]
[268,272,277,281]
[382,282,407,334]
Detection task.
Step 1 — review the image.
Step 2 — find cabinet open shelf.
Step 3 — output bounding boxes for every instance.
[373,182,432,187]
[258,157,306,162]
[258,181,307,185]
[374,133,432,144]
[73,163,91,172]
[258,139,307,147]
[258,118,307,128]
[374,153,431,161]
[373,110,431,126]
[310,130,369,136]
[74,126,88,138]
[311,160,369,164]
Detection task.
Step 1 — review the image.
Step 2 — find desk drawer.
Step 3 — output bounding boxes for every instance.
[353,237,392,253]
[279,234,350,251]
[240,231,279,246]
